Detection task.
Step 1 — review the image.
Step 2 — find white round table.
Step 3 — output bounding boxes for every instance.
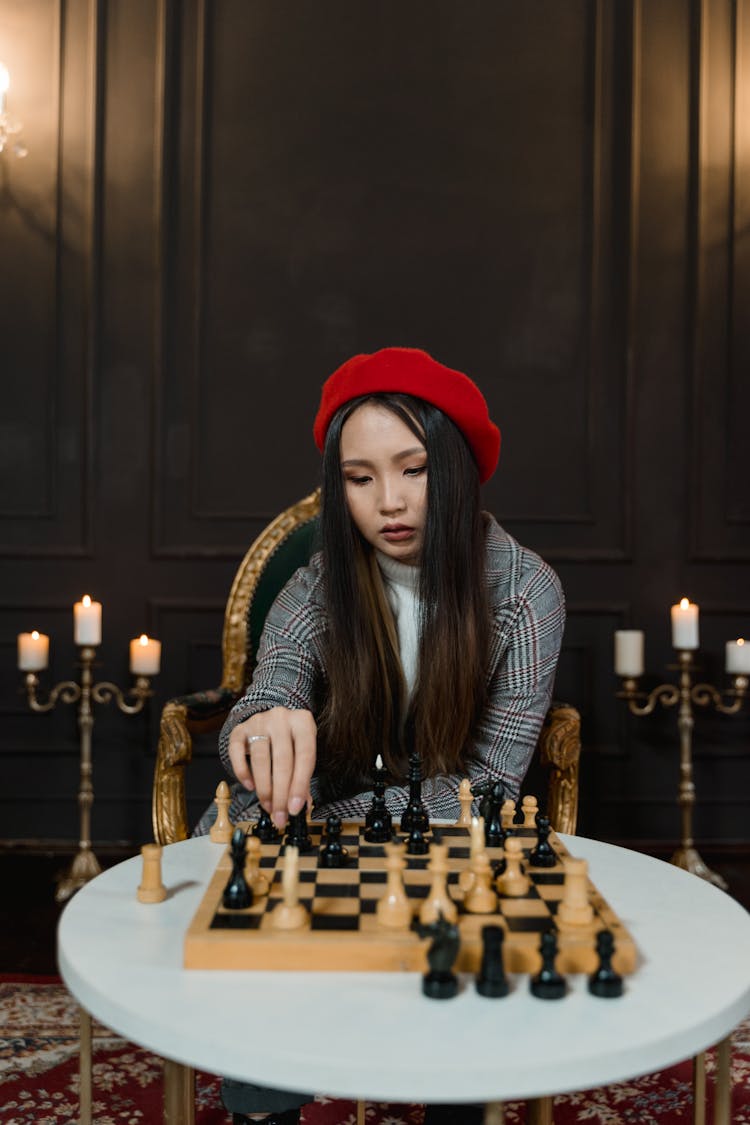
[58,834,750,1119]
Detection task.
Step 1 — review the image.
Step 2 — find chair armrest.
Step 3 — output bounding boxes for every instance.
[152,687,240,845]
[539,702,582,835]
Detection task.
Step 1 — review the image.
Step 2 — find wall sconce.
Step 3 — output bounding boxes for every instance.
[0,62,28,158]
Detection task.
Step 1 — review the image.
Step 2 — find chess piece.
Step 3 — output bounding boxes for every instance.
[209,780,233,843]
[459,816,484,894]
[271,845,309,930]
[223,827,253,910]
[528,814,556,868]
[365,755,393,843]
[588,930,624,998]
[405,822,429,855]
[253,805,280,843]
[521,794,539,828]
[419,842,458,925]
[376,840,412,930]
[483,781,506,847]
[496,836,529,897]
[400,752,429,834]
[243,833,269,897]
[319,814,349,868]
[463,851,497,914]
[476,925,509,998]
[557,857,595,927]
[137,843,167,903]
[530,930,566,999]
[417,912,461,999]
[501,799,516,829]
[456,778,474,827]
[285,805,313,853]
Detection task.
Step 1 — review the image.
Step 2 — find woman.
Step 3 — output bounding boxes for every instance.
[212,346,565,1124]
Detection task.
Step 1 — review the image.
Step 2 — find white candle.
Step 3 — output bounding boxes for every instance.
[726,638,750,674]
[74,595,102,645]
[17,630,49,671]
[671,598,699,650]
[614,630,644,677]
[130,634,161,675]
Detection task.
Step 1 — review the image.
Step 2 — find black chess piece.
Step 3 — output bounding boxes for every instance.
[417,911,461,999]
[530,929,566,1000]
[483,780,506,847]
[365,759,393,843]
[405,822,429,855]
[284,804,313,853]
[528,814,556,868]
[253,805,280,843]
[588,930,624,998]
[400,752,429,834]
[476,925,510,998]
[223,827,253,910]
[319,814,349,868]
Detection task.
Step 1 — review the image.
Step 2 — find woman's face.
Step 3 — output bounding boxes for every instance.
[339,402,427,566]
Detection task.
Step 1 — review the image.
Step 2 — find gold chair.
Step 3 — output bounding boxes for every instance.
[152,488,581,845]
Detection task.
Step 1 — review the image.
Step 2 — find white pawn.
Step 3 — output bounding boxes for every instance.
[271,845,309,930]
[521,795,539,829]
[497,836,529,897]
[456,778,474,827]
[137,843,167,904]
[244,834,269,897]
[557,857,594,927]
[210,780,233,844]
[501,798,516,829]
[464,851,497,914]
[419,842,458,925]
[376,841,412,930]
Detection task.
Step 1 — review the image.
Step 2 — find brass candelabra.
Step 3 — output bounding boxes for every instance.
[24,645,153,902]
[617,651,748,890]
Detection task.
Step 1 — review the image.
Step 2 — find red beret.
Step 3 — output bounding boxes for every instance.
[313,347,501,482]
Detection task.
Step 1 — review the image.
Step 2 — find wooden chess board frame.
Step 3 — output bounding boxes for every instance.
[183,823,638,975]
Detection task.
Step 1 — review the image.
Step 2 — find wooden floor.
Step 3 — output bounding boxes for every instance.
[1,842,748,976]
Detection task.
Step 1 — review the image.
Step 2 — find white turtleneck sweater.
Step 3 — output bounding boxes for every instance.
[375,551,421,700]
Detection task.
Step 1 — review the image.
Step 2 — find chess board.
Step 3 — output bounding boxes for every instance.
[183,822,638,975]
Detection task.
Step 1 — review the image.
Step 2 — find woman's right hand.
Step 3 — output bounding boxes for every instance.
[227,707,317,830]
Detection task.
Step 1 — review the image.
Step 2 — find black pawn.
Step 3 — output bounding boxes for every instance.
[588,930,624,998]
[253,805,280,843]
[530,930,566,1000]
[223,827,253,910]
[285,804,313,853]
[405,822,429,855]
[400,752,429,834]
[319,814,349,868]
[528,814,556,868]
[476,925,510,998]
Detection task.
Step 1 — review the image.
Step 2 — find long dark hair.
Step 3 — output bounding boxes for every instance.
[316,393,490,800]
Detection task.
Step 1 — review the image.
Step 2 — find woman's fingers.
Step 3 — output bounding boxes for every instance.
[227,708,317,829]
[288,710,317,816]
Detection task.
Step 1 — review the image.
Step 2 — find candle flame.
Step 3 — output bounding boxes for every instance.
[139,634,148,645]
[679,597,690,610]
[0,65,9,95]
[82,594,91,607]
[738,638,745,647]
[375,753,383,769]
[31,630,39,640]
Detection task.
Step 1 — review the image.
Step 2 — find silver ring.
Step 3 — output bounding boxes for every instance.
[246,734,271,747]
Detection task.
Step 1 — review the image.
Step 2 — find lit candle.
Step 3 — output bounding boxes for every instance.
[130,634,161,675]
[671,598,699,650]
[17,630,49,671]
[74,595,102,645]
[0,64,9,117]
[726,638,750,675]
[614,630,644,677]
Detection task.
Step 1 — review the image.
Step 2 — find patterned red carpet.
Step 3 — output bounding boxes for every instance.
[1,977,748,1124]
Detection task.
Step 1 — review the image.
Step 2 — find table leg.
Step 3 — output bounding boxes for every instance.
[79,1006,92,1125]
[163,1059,195,1124]
[356,1101,366,1124]
[484,1101,505,1124]
[527,1096,553,1125]
[692,1052,706,1125]
[713,1035,732,1125]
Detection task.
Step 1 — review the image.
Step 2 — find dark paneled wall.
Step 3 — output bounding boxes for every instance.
[1,0,749,846]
